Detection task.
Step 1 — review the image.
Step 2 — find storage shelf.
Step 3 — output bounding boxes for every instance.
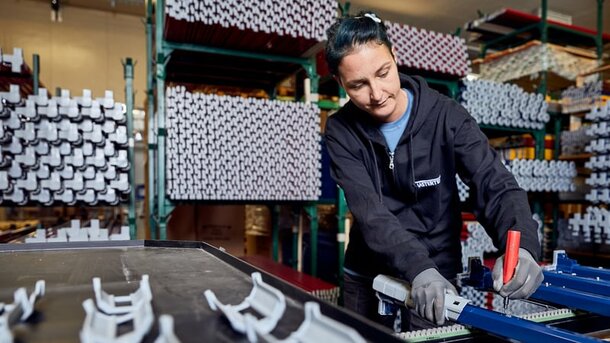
[165,49,302,91]
[164,17,324,58]
[559,153,593,161]
[465,7,610,51]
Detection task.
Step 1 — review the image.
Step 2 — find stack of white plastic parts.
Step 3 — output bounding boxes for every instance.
[0,47,24,73]
[561,81,603,114]
[24,219,129,243]
[456,174,470,202]
[205,272,364,343]
[80,275,180,343]
[164,0,336,41]
[568,206,610,245]
[560,127,591,156]
[384,21,470,76]
[584,102,610,204]
[460,79,549,129]
[503,159,577,192]
[0,280,45,343]
[0,86,130,205]
[165,86,321,201]
[478,43,600,84]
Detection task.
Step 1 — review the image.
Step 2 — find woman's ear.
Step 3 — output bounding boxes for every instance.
[392,46,398,63]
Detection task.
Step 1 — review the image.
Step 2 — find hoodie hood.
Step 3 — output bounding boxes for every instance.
[343,73,440,144]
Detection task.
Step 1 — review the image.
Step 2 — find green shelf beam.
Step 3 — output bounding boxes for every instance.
[163,41,313,70]
[318,99,341,110]
[123,58,137,239]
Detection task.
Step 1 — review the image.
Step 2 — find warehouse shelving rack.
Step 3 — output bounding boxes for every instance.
[467,0,606,259]
[0,52,138,240]
[146,0,335,277]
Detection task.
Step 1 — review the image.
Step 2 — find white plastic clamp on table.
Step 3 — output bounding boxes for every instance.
[0,280,45,343]
[154,315,181,343]
[244,302,365,343]
[93,274,152,315]
[79,297,154,343]
[204,272,286,335]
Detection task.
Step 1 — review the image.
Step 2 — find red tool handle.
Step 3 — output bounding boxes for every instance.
[503,230,521,284]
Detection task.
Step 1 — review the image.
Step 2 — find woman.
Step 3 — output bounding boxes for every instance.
[324,11,543,330]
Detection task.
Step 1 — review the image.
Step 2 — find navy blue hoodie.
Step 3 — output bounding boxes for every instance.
[325,74,540,282]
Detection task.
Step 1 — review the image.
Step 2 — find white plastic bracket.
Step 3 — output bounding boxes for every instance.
[244,302,365,343]
[93,274,152,315]
[204,272,286,334]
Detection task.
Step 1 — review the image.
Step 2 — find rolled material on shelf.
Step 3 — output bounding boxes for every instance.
[584,102,610,204]
[561,127,591,156]
[0,87,130,206]
[460,79,549,129]
[568,206,610,245]
[165,0,336,42]
[165,85,321,201]
[503,159,577,192]
[561,81,603,114]
[478,43,600,84]
[456,174,470,202]
[384,21,470,77]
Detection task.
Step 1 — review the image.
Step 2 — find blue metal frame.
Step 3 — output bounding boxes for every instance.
[543,271,610,297]
[554,252,610,281]
[457,304,600,343]
[532,283,610,317]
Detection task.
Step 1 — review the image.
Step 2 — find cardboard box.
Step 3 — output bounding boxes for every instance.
[168,204,246,256]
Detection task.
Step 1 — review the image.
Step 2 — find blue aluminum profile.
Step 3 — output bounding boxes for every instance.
[457,304,601,343]
[531,283,610,317]
[543,271,610,297]
[553,251,610,281]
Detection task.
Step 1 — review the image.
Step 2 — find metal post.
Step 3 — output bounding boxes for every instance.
[596,0,604,60]
[271,205,280,262]
[292,207,299,269]
[156,0,168,240]
[538,0,548,96]
[123,57,137,239]
[336,188,347,305]
[305,204,318,277]
[146,0,157,239]
[32,54,39,96]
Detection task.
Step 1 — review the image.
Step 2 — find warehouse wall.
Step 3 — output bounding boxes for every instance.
[0,0,146,105]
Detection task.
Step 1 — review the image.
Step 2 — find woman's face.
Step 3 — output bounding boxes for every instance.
[336,42,406,123]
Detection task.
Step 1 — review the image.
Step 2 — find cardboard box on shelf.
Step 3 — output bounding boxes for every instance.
[168,204,246,256]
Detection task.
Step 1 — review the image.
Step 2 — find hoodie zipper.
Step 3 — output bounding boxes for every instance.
[388,151,395,170]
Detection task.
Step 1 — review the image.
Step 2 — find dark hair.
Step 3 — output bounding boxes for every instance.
[325,11,393,76]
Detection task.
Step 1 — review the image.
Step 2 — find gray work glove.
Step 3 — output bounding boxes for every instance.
[492,248,544,299]
[411,268,457,326]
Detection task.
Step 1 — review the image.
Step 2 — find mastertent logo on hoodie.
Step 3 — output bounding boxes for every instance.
[414,175,441,188]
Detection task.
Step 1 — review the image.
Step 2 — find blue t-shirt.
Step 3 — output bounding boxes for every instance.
[380,89,413,153]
